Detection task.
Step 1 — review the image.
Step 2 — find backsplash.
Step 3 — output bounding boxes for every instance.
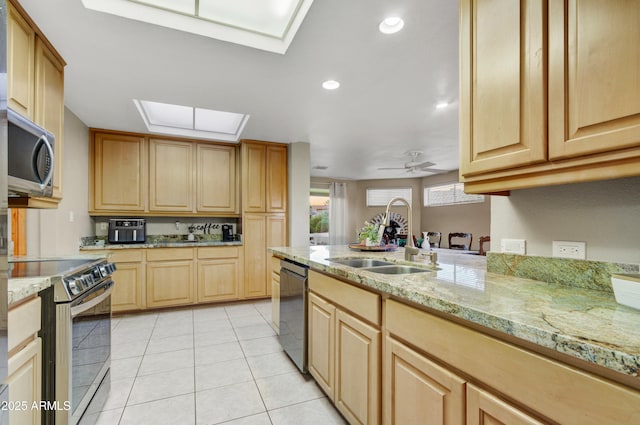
[486,253,639,293]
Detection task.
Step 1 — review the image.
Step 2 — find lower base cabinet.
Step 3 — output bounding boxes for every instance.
[109,249,145,312]
[384,336,465,425]
[197,247,242,303]
[270,261,280,333]
[146,248,195,308]
[7,338,42,425]
[466,384,545,425]
[308,271,381,425]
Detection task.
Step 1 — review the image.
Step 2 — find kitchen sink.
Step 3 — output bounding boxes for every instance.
[362,265,434,274]
[329,258,395,268]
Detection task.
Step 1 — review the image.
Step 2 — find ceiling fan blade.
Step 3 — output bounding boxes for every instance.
[378,166,410,170]
[413,160,436,169]
[420,168,449,174]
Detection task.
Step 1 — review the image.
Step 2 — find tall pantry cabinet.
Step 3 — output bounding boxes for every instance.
[241,140,288,298]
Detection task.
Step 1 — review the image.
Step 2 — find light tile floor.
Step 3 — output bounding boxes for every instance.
[82,300,346,425]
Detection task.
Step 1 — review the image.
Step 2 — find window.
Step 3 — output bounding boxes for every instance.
[424,183,484,207]
[309,187,329,245]
[366,188,412,207]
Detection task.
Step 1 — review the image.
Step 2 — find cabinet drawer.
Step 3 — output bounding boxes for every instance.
[309,270,380,326]
[107,249,145,263]
[385,299,640,425]
[271,256,281,275]
[8,297,41,352]
[197,246,239,259]
[147,247,194,261]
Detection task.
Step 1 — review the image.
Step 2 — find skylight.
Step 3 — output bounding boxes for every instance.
[82,0,314,54]
[133,100,249,142]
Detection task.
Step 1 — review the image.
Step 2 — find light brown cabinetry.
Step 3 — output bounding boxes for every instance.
[7,0,35,119]
[197,246,242,303]
[243,213,287,298]
[308,271,381,425]
[197,144,238,213]
[385,299,640,425]
[149,139,194,212]
[7,0,66,208]
[270,256,281,333]
[103,249,146,312]
[384,336,465,425]
[460,0,640,193]
[146,248,195,308]
[241,140,288,213]
[7,297,42,425]
[90,131,147,212]
[90,130,239,215]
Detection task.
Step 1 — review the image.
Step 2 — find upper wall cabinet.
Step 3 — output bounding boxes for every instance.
[241,140,288,213]
[8,0,66,208]
[89,130,239,216]
[460,0,640,194]
[90,131,148,212]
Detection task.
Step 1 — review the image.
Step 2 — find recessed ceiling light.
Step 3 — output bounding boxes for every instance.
[322,80,340,90]
[436,101,449,109]
[379,17,404,34]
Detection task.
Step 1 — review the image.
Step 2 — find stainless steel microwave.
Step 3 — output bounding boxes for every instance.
[7,108,55,197]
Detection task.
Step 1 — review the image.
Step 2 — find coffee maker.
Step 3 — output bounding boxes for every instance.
[221,224,233,241]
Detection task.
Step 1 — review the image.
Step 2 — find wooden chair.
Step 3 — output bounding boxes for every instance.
[448,232,472,250]
[478,236,491,256]
[422,232,442,248]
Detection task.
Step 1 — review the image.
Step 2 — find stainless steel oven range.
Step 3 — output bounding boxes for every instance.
[18,258,117,425]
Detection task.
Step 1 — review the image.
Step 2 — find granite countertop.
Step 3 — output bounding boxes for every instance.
[80,241,243,250]
[269,245,640,381]
[8,254,107,305]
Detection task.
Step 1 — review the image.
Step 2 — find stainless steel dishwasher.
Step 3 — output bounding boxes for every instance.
[279,259,309,373]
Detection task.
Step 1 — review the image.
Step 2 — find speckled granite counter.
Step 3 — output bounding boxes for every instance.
[8,254,107,305]
[269,245,640,381]
[80,241,243,250]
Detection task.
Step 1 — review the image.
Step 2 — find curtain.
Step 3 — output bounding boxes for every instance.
[329,182,348,245]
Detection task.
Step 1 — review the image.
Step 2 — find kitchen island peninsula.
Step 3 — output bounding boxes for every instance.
[269,245,640,425]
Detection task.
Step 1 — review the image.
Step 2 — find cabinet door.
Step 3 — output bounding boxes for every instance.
[266,214,287,296]
[35,38,65,200]
[197,258,240,303]
[459,0,546,176]
[149,139,194,212]
[146,260,194,308]
[242,143,266,212]
[7,338,42,425]
[335,309,381,425]
[308,292,336,399]
[7,2,35,119]
[266,145,287,212]
[112,262,145,312]
[243,214,267,298]
[548,1,640,160]
[467,384,545,425]
[384,336,465,425]
[197,144,237,213]
[92,132,147,211]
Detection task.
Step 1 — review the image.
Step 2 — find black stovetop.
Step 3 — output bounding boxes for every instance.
[9,259,99,279]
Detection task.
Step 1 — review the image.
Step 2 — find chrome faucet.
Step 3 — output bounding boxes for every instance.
[382,197,419,261]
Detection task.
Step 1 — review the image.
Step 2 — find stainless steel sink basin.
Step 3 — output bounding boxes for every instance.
[329,258,395,268]
[362,265,433,274]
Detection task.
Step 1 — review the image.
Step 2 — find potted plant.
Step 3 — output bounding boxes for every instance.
[359,221,381,246]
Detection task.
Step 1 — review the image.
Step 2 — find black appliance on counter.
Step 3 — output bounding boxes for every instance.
[222,224,234,241]
[108,218,146,243]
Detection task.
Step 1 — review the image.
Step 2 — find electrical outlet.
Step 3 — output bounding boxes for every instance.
[552,241,586,259]
[500,239,526,255]
[100,222,108,231]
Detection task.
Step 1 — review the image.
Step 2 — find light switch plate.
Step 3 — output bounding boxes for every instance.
[552,241,586,259]
[500,239,526,255]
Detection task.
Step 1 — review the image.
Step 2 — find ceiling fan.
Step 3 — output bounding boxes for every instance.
[378,151,448,174]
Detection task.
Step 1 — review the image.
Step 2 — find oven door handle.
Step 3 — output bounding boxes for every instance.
[70,281,114,318]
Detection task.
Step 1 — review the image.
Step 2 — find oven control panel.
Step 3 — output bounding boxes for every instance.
[64,262,117,296]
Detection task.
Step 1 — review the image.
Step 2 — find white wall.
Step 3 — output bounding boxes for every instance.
[27,108,94,256]
[491,176,640,263]
[288,142,310,247]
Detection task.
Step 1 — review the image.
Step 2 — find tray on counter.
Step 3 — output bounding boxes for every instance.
[348,243,398,252]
